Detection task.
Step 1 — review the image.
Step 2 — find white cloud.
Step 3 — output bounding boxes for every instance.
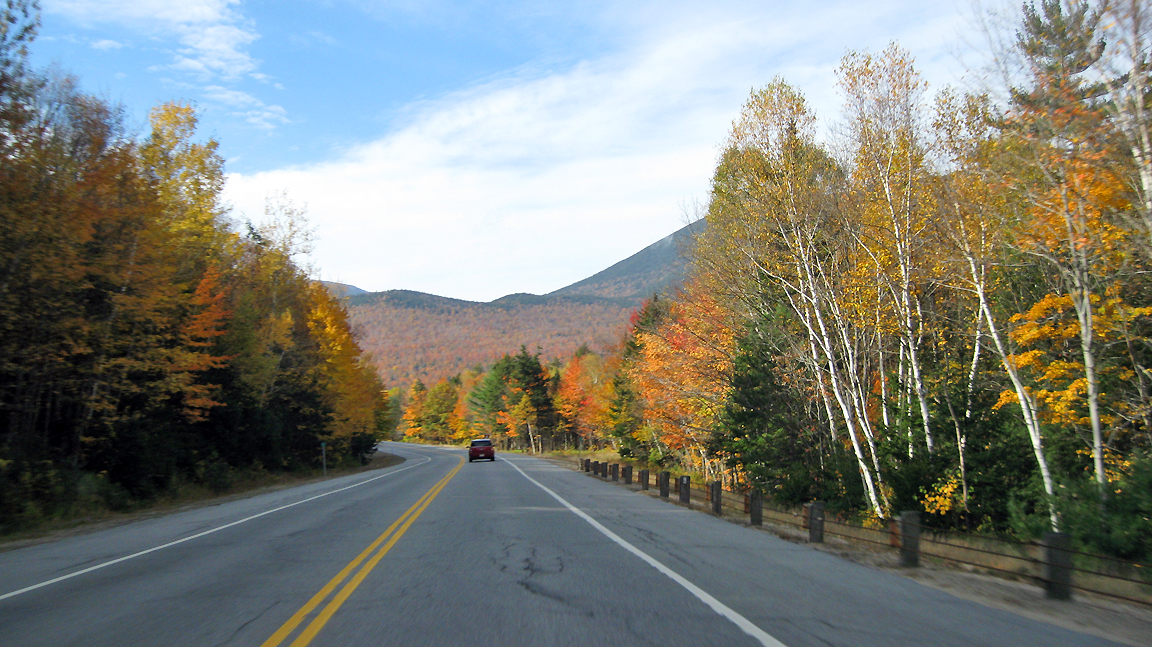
[47,0,236,24]
[175,23,259,80]
[46,0,261,82]
[203,86,290,129]
[242,104,289,129]
[224,1,970,302]
[46,0,286,135]
[203,85,262,108]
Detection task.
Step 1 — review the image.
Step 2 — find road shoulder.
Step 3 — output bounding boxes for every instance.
[540,454,1152,647]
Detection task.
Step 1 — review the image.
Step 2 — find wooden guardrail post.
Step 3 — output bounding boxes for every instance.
[679,476,691,504]
[591,460,599,476]
[1042,532,1073,600]
[710,481,722,515]
[808,501,825,543]
[583,458,590,472]
[623,465,632,485]
[659,471,670,497]
[749,489,762,526]
[611,464,619,482]
[900,511,920,567]
[640,469,649,490]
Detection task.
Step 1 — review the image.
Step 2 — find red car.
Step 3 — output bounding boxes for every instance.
[468,438,495,462]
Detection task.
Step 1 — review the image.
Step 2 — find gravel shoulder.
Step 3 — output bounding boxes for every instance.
[764,520,1152,647]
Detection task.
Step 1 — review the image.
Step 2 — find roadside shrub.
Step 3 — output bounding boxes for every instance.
[349,431,378,465]
[1058,455,1152,563]
[200,459,234,494]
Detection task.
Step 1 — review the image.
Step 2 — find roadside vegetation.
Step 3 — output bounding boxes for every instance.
[0,3,393,535]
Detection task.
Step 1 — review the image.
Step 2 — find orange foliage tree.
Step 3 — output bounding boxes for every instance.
[630,281,735,479]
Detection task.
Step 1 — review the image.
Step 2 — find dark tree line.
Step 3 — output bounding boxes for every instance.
[0,3,389,531]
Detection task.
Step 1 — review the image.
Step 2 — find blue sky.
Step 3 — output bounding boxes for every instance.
[34,1,986,302]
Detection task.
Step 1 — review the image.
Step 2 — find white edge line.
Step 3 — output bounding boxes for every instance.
[0,453,434,602]
[503,457,788,647]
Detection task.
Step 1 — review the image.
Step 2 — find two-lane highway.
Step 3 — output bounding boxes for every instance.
[0,443,1126,646]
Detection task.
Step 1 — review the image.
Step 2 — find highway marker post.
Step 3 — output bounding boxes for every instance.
[679,476,691,504]
[1042,532,1073,600]
[899,511,920,567]
[321,442,327,476]
[807,502,824,543]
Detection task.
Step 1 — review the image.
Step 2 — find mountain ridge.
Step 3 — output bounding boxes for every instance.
[549,218,703,299]
[342,220,702,387]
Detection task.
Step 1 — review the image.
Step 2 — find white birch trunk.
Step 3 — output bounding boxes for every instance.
[972,264,1059,530]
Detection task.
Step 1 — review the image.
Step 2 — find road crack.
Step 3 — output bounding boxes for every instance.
[212,600,278,647]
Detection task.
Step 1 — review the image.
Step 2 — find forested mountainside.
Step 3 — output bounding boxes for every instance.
[343,223,699,388]
[346,292,636,388]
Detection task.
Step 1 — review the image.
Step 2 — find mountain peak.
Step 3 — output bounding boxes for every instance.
[549,219,703,299]
[320,281,368,297]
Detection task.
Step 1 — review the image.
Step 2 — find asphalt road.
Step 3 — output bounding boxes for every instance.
[0,442,1125,647]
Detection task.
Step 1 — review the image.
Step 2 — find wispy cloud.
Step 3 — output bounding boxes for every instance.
[288,30,337,48]
[203,85,289,129]
[241,105,289,129]
[172,22,259,80]
[203,85,262,108]
[90,39,123,50]
[46,0,265,83]
[224,1,969,302]
[49,0,236,24]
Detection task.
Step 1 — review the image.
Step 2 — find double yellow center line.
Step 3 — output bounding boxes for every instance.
[260,456,464,647]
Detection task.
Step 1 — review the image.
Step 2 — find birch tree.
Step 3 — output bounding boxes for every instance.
[933,90,1061,528]
[838,44,939,456]
[693,81,888,516]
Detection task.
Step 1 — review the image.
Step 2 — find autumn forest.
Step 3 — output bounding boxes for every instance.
[0,3,388,529]
[4,0,1152,565]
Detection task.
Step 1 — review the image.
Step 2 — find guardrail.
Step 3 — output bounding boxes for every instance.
[576,458,1151,606]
